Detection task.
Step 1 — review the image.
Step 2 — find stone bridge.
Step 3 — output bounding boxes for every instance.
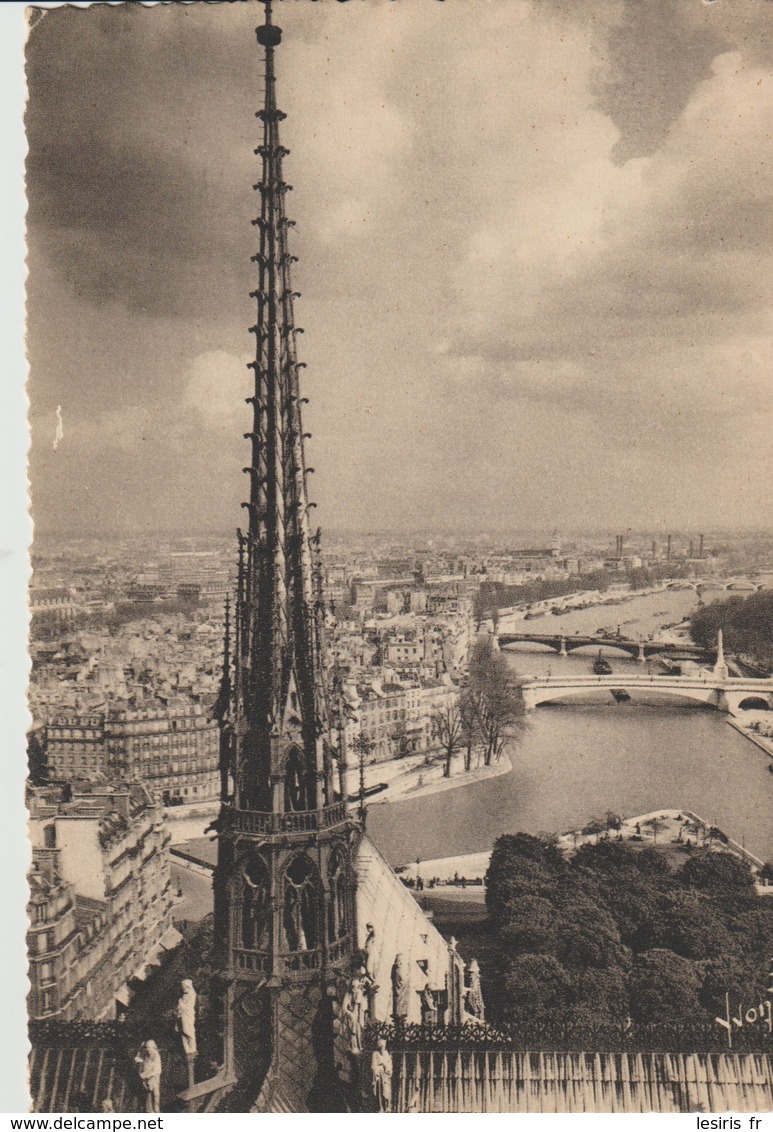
[519,673,773,713]
[497,632,708,662]
[667,578,765,593]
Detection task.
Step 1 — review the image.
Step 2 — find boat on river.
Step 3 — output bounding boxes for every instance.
[611,688,631,703]
[593,654,613,675]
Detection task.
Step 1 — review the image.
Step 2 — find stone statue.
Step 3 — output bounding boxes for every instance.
[371,1037,393,1113]
[356,963,378,1021]
[465,959,485,1021]
[391,954,410,1023]
[340,976,364,1055]
[420,982,437,1026]
[134,1040,162,1114]
[352,973,369,1034]
[363,922,376,980]
[176,979,197,1058]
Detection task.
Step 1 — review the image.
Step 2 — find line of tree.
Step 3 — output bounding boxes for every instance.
[432,636,526,776]
[473,563,692,627]
[483,832,773,1030]
[690,591,773,670]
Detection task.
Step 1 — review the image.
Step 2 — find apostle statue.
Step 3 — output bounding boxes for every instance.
[176,979,198,1058]
[419,982,437,1027]
[340,976,364,1055]
[391,954,410,1024]
[363,922,377,980]
[465,959,485,1021]
[134,1040,162,1114]
[371,1037,393,1113]
[356,963,378,1021]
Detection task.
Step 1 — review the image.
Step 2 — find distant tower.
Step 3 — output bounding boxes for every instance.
[699,533,705,559]
[210,2,358,1110]
[689,539,694,559]
[666,534,672,562]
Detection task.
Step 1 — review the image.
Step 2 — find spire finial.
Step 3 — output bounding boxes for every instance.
[257,0,282,47]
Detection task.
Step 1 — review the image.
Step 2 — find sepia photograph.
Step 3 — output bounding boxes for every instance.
[18,0,773,1114]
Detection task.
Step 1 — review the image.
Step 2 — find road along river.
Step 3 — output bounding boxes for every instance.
[368,588,773,867]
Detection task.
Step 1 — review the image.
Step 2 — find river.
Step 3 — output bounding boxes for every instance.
[368,587,773,867]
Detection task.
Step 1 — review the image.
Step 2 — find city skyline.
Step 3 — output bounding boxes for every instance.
[25,0,773,537]
[20,3,773,1115]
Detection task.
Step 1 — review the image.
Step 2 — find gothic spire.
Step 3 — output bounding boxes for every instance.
[222,0,335,815]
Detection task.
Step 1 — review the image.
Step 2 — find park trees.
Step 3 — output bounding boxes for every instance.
[484,834,773,1030]
[689,590,773,670]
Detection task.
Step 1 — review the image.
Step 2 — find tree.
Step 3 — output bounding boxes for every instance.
[458,687,479,771]
[629,949,703,1025]
[689,591,773,671]
[758,861,773,885]
[431,699,465,777]
[677,850,756,896]
[484,831,773,1031]
[467,636,526,766]
[501,953,573,1022]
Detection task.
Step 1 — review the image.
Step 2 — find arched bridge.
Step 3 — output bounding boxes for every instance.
[666,578,763,593]
[497,632,709,661]
[520,674,773,713]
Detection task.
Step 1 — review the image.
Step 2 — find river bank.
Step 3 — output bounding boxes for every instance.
[365,750,512,806]
[398,808,771,891]
[726,716,773,761]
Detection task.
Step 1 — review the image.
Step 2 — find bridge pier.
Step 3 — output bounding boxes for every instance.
[559,637,567,657]
[637,643,645,664]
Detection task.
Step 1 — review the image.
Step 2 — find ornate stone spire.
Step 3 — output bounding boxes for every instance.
[207,6,359,1110]
[220,0,336,817]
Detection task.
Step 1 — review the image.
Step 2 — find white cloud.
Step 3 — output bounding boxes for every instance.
[183,350,251,424]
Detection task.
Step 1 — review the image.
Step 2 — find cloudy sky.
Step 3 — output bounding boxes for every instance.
[25,0,773,536]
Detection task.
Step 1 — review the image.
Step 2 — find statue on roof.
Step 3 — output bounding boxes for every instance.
[176,979,198,1059]
[391,954,410,1023]
[134,1040,162,1114]
[465,959,485,1021]
[340,974,366,1055]
[370,1038,393,1113]
[420,982,437,1027]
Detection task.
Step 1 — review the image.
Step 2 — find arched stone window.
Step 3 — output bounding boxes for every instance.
[327,846,348,942]
[240,851,270,951]
[284,746,308,813]
[283,853,320,952]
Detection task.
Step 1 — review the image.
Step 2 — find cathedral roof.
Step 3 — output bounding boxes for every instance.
[396,1049,773,1113]
[354,835,454,1025]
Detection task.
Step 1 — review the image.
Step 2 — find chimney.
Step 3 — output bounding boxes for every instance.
[667,534,672,561]
[689,540,694,559]
[699,533,704,558]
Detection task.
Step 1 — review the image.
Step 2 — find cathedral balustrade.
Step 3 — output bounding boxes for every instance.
[232,937,349,976]
[225,801,348,836]
[234,948,271,974]
[327,936,350,964]
[233,947,320,974]
[366,1020,773,1055]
